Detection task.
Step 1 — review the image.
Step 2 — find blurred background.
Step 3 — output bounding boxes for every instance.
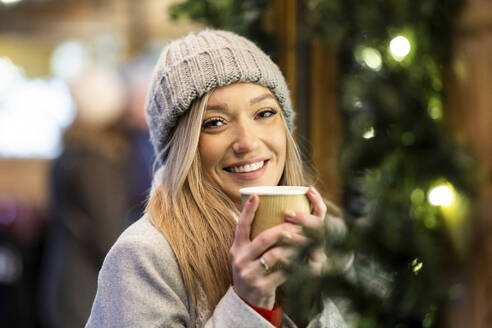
[0,0,490,327]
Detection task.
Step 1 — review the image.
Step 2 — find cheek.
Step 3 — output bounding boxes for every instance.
[198,135,223,172]
[270,125,287,162]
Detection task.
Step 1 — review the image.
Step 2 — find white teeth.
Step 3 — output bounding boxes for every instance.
[229,161,264,173]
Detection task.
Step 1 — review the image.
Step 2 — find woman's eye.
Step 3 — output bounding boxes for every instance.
[202,118,225,129]
[256,109,277,119]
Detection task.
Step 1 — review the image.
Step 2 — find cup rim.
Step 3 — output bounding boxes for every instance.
[239,186,308,195]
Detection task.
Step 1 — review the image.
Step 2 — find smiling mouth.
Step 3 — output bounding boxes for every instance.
[224,160,267,173]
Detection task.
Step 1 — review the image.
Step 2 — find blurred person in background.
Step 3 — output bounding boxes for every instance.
[37,63,153,328]
[120,57,155,226]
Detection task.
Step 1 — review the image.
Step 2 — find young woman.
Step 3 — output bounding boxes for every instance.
[86,30,346,328]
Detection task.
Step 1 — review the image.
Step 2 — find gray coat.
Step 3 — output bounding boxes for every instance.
[86,215,345,327]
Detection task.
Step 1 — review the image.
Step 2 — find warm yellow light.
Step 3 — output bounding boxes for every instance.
[361,47,382,71]
[439,187,470,257]
[428,184,454,207]
[389,36,411,61]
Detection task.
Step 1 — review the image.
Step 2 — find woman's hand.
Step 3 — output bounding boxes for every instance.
[284,187,328,276]
[229,194,304,310]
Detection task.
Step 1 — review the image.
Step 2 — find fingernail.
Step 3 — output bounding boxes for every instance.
[248,195,254,203]
[285,210,296,218]
[293,226,303,233]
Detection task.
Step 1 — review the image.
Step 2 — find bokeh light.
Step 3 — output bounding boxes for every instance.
[50,40,91,81]
[428,96,442,120]
[0,58,75,158]
[389,36,411,61]
[352,96,363,109]
[361,47,382,71]
[0,57,23,93]
[363,126,375,139]
[428,184,455,207]
[1,0,23,5]
[410,188,425,204]
[411,258,423,275]
[355,46,383,71]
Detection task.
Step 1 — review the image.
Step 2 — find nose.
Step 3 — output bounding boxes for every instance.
[232,119,259,154]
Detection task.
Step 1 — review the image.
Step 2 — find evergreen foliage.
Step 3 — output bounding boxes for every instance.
[169,0,275,55]
[170,0,477,326]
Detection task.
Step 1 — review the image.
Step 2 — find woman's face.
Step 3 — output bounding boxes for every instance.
[198,83,287,204]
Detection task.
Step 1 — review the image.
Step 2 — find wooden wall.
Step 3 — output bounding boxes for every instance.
[445,0,492,326]
[308,42,342,203]
[273,0,342,203]
[446,0,492,202]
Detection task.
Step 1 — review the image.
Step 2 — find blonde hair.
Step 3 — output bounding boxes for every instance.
[146,90,320,311]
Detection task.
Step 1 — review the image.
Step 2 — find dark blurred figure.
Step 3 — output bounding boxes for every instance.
[37,63,154,328]
[120,57,155,225]
[0,196,46,328]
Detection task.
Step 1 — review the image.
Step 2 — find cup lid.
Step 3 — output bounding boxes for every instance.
[239,186,308,195]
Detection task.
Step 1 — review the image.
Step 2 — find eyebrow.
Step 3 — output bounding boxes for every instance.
[206,103,227,111]
[250,93,276,105]
[205,93,276,111]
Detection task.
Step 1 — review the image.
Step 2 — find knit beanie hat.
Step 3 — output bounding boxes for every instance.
[145,29,294,161]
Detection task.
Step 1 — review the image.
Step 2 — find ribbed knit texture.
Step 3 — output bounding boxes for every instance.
[145,30,294,161]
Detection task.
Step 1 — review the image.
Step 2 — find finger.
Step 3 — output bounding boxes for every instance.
[234,195,259,245]
[307,187,327,219]
[261,246,297,272]
[247,223,302,260]
[278,230,309,247]
[284,211,324,230]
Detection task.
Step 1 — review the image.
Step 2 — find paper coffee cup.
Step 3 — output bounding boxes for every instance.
[239,186,311,239]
